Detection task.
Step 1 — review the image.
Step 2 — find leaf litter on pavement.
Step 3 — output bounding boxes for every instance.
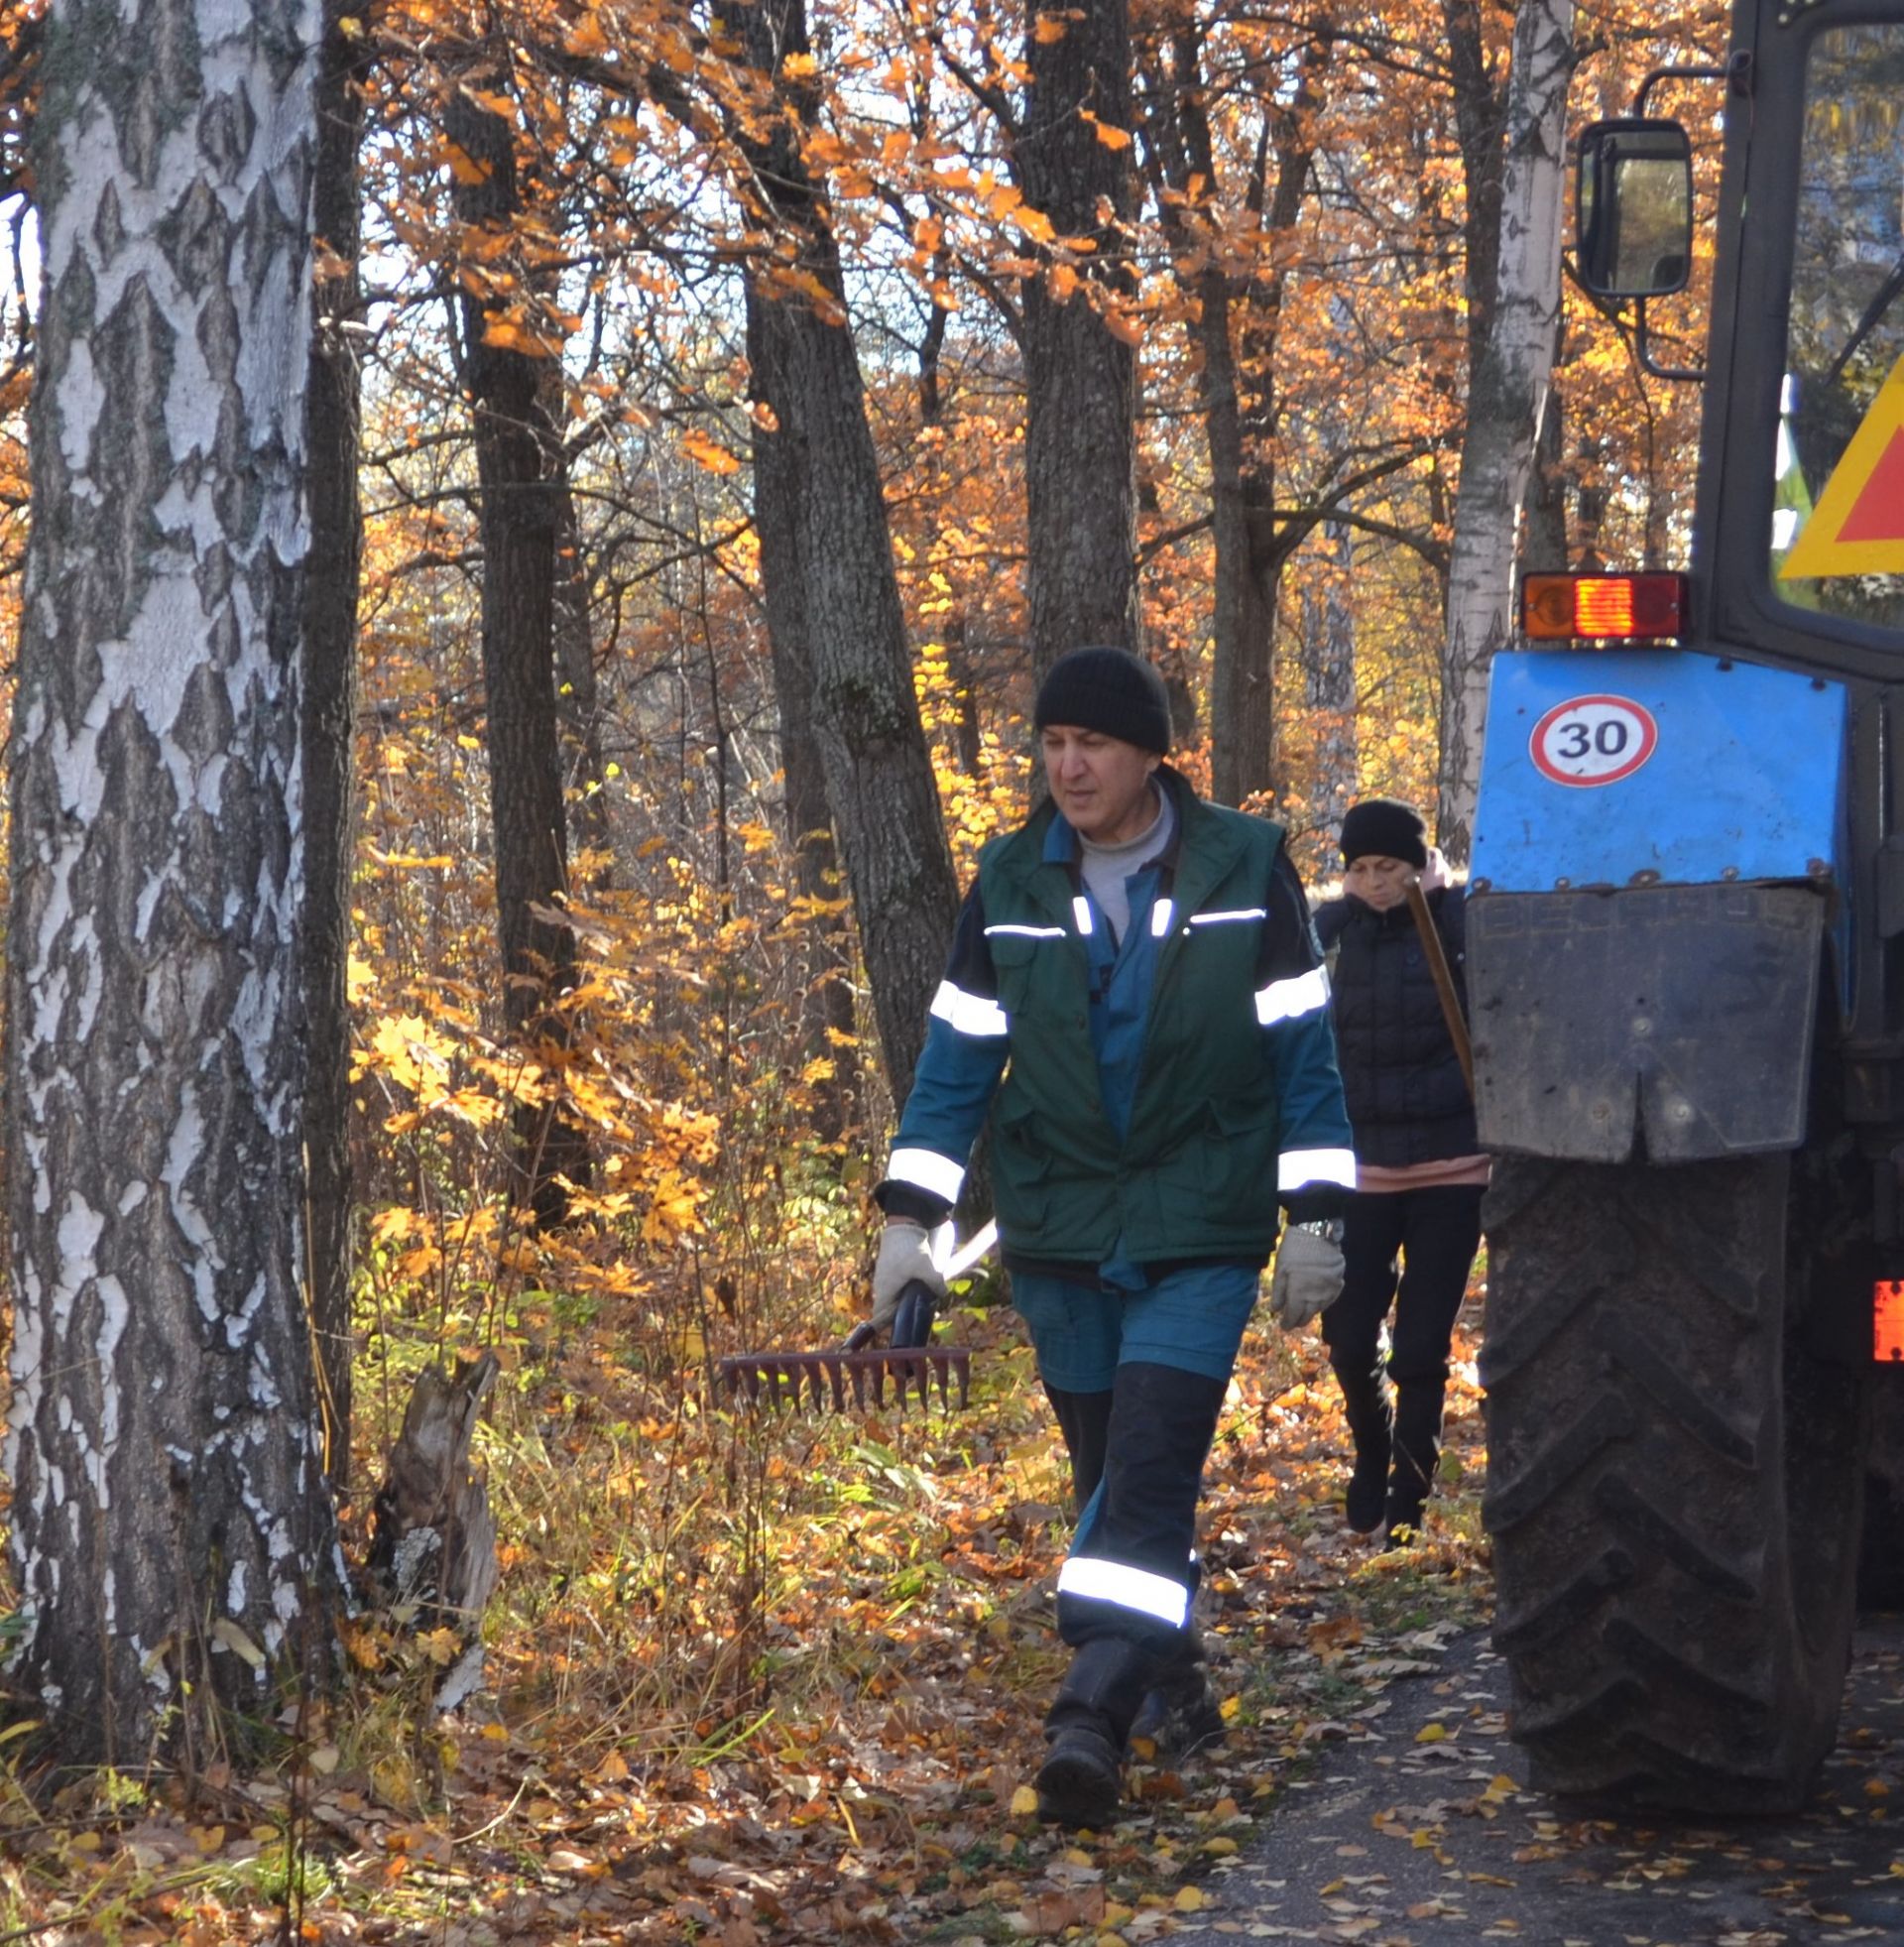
[1160,1604,1904,1946]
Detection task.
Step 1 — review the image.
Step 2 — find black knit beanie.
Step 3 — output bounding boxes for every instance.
[1340,798,1428,869]
[1033,647,1173,755]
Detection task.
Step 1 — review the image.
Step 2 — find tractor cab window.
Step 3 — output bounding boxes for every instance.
[1775,25,1904,633]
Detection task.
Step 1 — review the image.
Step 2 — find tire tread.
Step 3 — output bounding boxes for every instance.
[1484,1154,1859,1812]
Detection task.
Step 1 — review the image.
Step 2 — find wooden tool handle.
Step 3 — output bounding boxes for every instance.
[1404,876,1476,1101]
[845,1278,940,1354]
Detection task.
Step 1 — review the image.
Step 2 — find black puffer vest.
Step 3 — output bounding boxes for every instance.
[1314,889,1476,1166]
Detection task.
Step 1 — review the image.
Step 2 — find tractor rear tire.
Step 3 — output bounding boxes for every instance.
[1482,1154,1865,1812]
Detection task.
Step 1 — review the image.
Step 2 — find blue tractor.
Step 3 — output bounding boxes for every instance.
[1469,7,1904,1809]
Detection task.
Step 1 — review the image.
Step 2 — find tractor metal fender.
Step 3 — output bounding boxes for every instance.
[1468,884,1827,1159]
[1467,651,1847,1162]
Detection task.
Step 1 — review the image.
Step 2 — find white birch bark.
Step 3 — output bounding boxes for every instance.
[1437,0,1577,861]
[8,0,335,1761]
[1302,520,1359,840]
[1302,293,1361,842]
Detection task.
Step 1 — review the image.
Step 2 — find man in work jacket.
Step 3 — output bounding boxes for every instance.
[869,646,1356,1829]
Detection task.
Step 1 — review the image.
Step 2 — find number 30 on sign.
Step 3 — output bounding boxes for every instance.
[1529,693,1659,788]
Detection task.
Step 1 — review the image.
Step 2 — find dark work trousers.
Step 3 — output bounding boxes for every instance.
[1320,1184,1484,1526]
[1018,1264,1253,1742]
[1046,1384,1113,1509]
[1042,1360,1227,1740]
[1042,1378,1209,1721]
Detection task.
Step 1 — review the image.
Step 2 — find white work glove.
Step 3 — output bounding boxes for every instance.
[1268,1223,1346,1329]
[871,1219,946,1334]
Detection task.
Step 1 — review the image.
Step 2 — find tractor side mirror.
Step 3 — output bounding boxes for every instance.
[1575,118,1694,300]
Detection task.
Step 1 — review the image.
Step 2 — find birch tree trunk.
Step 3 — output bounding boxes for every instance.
[736,0,959,1107]
[1437,0,1576,860]
[1442,0,1509,381]
[1303,520,1359,839]
[1303,289,1363,839]
[8,0,337,1762]
[1521,348,1571,572]
[1017,0,1139,675]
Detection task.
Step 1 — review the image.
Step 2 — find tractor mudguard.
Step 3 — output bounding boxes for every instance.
[1467,649,1848,1163]
[1468,885,1825,1160]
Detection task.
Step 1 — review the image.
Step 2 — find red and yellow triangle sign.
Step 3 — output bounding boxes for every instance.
[1783,351,1904,578]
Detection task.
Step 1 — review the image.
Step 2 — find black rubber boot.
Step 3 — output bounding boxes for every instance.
[1332,1357,1393,1534]
[1128,1631,1224,1760]
[1037,1638,1152,1827]
[1037,1724,1123,1828]
[1385,1379,1445,1545]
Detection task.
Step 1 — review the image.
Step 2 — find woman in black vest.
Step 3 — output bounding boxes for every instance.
[1313,799,1487,1546]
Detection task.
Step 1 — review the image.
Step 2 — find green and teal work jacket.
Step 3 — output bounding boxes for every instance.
[879,768,1355,1280]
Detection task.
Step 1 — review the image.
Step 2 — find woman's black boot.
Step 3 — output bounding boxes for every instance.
[1332,1358,1393,1534]
[1384,1380,1445,1545]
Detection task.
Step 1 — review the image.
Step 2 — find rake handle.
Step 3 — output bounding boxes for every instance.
[847,1278,939,1353]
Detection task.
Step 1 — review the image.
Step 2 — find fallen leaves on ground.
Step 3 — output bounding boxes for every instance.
[0,1298,1493,1944]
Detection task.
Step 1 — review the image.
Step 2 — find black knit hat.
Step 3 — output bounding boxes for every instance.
[1340,798,1428,870]
[1033,647,1172,754]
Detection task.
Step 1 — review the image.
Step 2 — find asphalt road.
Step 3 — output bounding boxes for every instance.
[1165,1621,1904,1946]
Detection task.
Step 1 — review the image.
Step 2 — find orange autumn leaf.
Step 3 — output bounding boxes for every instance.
[679,427,741,475]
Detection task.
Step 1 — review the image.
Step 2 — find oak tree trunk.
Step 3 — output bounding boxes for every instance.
[748,301,860,1140]
[541,363,614,891]
[1299,291,1365,841]
[8,0,338,1763]
[1192,257,1278,807]
[302,0,369,1487]
[1149,24,1322,804]
[735,0,959,1107]
[1017,0,1139,676]
[446,80,590,1222]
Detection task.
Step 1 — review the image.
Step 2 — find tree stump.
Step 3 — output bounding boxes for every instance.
[367,1353,501,1711]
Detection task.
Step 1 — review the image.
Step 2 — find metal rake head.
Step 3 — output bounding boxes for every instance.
[716,1346,971,1414]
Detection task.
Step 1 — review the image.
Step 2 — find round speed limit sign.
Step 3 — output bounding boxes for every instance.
[1529,692,1659,788]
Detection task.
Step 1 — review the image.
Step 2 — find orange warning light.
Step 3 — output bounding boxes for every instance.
[1521,572,1688,643]
[1875,1280,1904,1362]
[1575,578,1637,636]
